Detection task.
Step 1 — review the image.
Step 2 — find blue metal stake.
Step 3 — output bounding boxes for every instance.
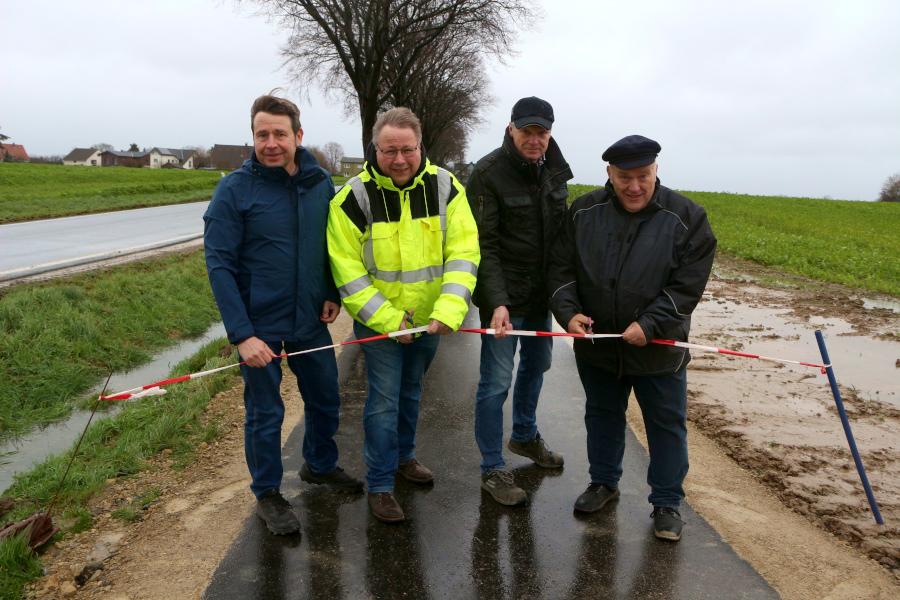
[814,330,884,525]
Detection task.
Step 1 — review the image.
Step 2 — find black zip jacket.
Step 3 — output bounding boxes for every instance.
[547,180,716,376]
[467,132,573,323]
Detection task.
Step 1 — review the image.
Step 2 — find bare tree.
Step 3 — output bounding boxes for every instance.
[260,0,533,152]
[880,173,900,202]
[322,141,344,174]
[306,144,330,172]
[92,143,114,152]
[128,143,140,152]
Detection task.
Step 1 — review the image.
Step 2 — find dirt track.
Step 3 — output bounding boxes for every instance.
[27,257,900,598]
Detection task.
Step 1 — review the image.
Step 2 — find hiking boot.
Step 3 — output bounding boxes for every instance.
[574,483,620,513]
[256,490,301,535]
[481,470,527,506]
[507,434,564,468]
[397,459,434,484]
[368,492,405,523]
[652,506,684,541]
[299,463,364,493]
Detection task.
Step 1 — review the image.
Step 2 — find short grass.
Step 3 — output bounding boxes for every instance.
[0,163,222,223]
[0,250,220,437]
[565,183,900,297]
[0,338,239,599]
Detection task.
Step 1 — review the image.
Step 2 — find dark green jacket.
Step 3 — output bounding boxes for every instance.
[467,132,573,323]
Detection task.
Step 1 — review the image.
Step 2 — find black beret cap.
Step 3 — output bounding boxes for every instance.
[602,135,661,169]
[510,96,554,130]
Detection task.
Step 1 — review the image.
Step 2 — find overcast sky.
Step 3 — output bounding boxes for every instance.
[4,0,898,200]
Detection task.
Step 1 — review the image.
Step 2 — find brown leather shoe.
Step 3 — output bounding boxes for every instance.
[368,492,405,523]
[397,459,434,484]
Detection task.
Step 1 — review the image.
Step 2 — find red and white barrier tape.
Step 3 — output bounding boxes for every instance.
[100,326,826,401]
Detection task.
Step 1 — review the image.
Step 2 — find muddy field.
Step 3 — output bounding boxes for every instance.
[689,256,899,575]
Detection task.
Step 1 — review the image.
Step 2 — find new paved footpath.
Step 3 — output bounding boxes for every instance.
[206,311,778,599]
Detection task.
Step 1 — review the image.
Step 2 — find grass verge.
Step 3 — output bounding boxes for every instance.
[0,338,240,599]
[0,250,220,437]
[565,183,900,297]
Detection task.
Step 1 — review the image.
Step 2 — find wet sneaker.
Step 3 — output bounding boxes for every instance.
[481,470,527,506]
[652,506,683,541]
[368,492,405,523]
[507,434,564,468]
[397,459,434,484]
[574,483,620,513]
[256,490,301,535]
[299,463,364,493]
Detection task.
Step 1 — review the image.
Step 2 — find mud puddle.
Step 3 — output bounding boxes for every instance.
[0,322,226,494]
[687,276,899,574]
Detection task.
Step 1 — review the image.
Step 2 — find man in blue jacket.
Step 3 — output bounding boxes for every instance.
[204,94,362,536]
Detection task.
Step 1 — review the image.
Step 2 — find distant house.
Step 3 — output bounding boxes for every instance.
[340,156,365,177]
[63,147,102,166]
[100,150,150,168]
[149,148,197,169]
[0,143,29,162]
[209,144,252,171]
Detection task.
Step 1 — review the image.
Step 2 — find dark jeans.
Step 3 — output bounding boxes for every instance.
[474,314,553,474]
[575,355,688,508]
[355,321,440,493]
[240,326,340,498]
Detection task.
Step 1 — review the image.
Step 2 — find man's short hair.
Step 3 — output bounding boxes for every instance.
[372,107,422,144]
[251,94,302,134]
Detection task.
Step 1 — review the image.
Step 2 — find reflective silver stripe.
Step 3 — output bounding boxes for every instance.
[441,282,471,303]
[444,259,478,276]
[349,176,372,225]
[338,274,371,298]
[436,168,451,231]
[375,264,443,283]
[363,237,376,273]
[358,292,388,323]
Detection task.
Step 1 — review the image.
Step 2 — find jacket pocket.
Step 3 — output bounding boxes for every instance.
[368,221,401,273]
[501,194,533,209]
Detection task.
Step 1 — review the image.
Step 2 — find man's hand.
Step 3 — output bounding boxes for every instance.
[237,336,278,367]
[489,305,512,338]
[320,300,340,323]
[395,310,415,344]
[567,314,593,335]
[622,321,648,346]
[427,319,452,336]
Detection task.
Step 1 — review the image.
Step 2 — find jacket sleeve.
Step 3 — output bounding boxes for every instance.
[203,180,255,345]
[326,186,406,334]
[466,167,509,311]
[547,201,583,331]
[636,206,717,340]
[431,175,480,331]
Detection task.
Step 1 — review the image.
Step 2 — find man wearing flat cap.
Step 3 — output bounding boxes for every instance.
[466,96,573,506]
[547,135,716,541]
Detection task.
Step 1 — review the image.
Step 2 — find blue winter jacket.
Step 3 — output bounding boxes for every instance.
[203,147,339,345]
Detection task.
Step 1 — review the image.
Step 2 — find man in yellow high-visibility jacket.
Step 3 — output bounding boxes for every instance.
[327,107,480,523]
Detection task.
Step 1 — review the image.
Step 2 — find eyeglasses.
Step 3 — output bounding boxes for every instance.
[376,144,419,159]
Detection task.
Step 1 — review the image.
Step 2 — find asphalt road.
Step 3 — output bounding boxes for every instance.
[0,201,209,281]
[206,311,777,599]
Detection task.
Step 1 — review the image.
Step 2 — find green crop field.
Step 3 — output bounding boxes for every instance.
[0,163,222,223]
[565,184,900,297]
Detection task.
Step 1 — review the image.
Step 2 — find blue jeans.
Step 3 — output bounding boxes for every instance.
[474,314,553,474]
[355,321,440,493]
[240,326,341,498]
[575,355,688,508]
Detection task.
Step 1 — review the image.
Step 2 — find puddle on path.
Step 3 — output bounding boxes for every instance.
[0,322,227,494]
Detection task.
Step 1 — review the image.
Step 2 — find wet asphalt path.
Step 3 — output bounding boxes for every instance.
[0,201,208,280]
[206,311,777,599]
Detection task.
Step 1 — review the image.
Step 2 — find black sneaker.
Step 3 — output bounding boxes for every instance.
[652,506,683,541]
[256,490,301,535]
[574,483,620,513]
[299,463,364,493]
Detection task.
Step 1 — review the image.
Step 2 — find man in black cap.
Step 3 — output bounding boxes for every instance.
[547,135,716,541]
[466,96,573,506]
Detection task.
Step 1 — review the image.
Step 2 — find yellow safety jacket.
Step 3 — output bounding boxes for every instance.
[327,158,480,334]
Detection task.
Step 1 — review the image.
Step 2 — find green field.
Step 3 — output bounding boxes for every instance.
[0,163,222,223]
[565,184,900,297]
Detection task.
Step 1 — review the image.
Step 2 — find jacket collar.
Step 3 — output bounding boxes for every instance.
[244,146,326,188]
[363,141,430,191]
